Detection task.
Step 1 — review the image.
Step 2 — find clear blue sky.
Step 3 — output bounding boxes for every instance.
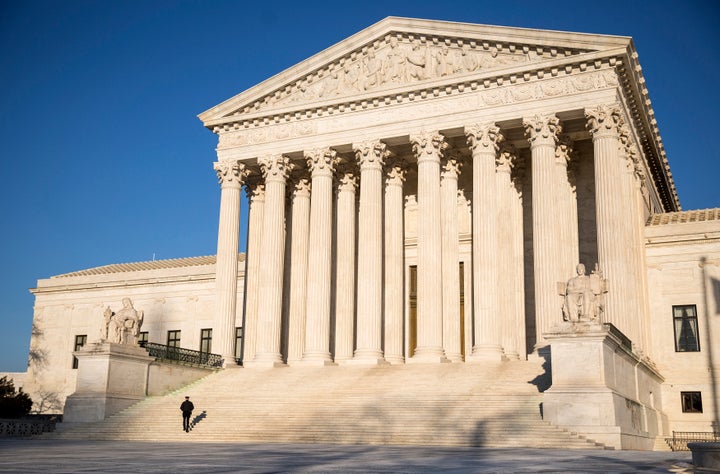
[1,0,718,372]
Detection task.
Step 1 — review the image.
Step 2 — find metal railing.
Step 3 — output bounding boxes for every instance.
[140,342,223,368]
[665,431,720,451]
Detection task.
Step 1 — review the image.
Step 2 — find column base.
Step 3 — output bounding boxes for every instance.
[344,357,390,366]
[384,356,405,365]
[407,353,450,364]
[293,359,337,367]
[467,344,504,363]
[243,357,287,368]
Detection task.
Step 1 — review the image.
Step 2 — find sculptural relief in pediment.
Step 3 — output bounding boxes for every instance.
[234,33,588,116]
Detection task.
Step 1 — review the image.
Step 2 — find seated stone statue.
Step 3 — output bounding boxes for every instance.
[560,263,607,322]
[102,298,144,345]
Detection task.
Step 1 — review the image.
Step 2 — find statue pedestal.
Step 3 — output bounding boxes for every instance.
[543,321,667,450]
[63,342,155,423]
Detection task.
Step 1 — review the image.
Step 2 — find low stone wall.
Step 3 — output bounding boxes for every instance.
[147,362,216,396]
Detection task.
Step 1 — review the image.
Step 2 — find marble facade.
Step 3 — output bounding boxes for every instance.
[22,18,720,444]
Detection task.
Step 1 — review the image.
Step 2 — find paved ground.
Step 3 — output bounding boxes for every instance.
[0,439,698,473]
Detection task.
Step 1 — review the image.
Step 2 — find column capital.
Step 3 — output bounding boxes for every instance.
[290,176,311,199]
[259,154,293,182]
[336,168,359,193]
[523,114,561,147]
[410,131,447,164]
[585,103,623,139]
[385,158,407,186]
[214,160,248,188]
[496,144,517,174]
[244,173,266,201]
[305,148,338,177]
[353,141,390,170]
[441,154,463,180]
[555,136,575,168]
[465,123,503,154]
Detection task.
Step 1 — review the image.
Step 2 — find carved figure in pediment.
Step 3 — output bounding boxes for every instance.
[406,39,428,81]
[340,61,361,93]
[559,263,608,322]
[382,36,406,84]
[362,49,382,90]
[433,44,458,77]
[102,298,144,345]
[460,44,479,73]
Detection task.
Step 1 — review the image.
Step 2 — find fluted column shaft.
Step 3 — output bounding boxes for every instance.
[586,105,629,332]
[556,138,578,277]
[496,147,518,359]
[465,124,503,361]
[410,132,448,362]
[384,162,406,364]
[441,156,463,362]
[353,141,387,363]
[213,160,247,367]
[286,177,311,364]
[523,114,562,347]
[252,155,292,366]
[511,168,527,359]
[302,149,337,364]
[242,178,265,363]
[334,170,358,362]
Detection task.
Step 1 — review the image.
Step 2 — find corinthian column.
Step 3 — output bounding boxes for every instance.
[465,124,504,361]
[334,167,358,363]
[351,141,388,365]
[384,159,407,364]
[496,145,518,359]
[523,114,562,348]
[409,132,449,363]
[250,154,293,367]
[213,160,247,367]
[556,137,579,278]
[242,175,264,363]
[440,154,463,362]
[302,148,337,365]
[585,104,628,333]
[286,175,311,364]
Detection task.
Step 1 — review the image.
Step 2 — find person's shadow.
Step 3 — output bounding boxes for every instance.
[189,411,207,431]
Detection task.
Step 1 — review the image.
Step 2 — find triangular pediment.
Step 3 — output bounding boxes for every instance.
[199,17,632,127]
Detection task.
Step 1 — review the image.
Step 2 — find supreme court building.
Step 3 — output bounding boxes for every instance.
[22,18,719,445]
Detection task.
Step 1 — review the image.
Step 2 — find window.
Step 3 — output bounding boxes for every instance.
[72,335,87,369]
[138,331,148,347]
[200,328,212,354]
[167,330,181,348]
[235,327,243,363]
[673,305,700,352]
[681,392,703,413]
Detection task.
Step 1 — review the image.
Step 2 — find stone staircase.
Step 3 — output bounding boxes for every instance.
[46,360,609,449]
